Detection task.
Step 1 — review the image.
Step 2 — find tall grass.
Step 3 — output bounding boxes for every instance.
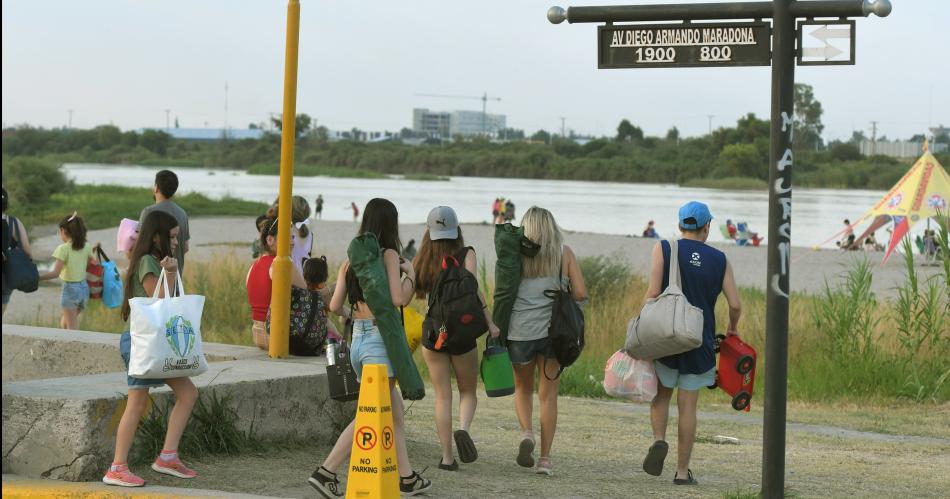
[61,254,256,346]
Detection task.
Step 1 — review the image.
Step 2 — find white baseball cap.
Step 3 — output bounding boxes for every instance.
[426,206,459,240]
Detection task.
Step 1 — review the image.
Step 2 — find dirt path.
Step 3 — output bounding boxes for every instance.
[133,387,949,498]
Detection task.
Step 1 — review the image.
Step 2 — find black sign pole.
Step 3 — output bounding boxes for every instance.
[763,1,793,497]
[548,2,891,497]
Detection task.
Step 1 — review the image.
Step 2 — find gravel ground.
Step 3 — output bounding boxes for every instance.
[132,386,950,498]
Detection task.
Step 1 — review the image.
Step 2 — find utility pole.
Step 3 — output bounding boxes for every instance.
[707,114,714,135]
[224,82,230,138]
[560,117,567,138]
[870,120,878,155]
[165,109,171,130]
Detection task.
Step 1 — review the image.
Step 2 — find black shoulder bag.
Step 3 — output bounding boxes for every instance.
[543,261,585,380]
[326,304,360,402]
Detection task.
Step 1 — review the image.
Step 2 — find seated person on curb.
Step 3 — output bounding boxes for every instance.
[641,201,742,486]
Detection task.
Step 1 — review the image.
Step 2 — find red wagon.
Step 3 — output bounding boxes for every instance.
[711,334,757,412]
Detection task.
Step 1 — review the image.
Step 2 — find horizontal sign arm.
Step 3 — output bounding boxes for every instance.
[548,0,890,24]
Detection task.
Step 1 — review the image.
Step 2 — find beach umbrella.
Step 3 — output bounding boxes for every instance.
[815,143,950,263]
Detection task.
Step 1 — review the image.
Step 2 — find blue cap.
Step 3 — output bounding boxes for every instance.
[679,201,713,230]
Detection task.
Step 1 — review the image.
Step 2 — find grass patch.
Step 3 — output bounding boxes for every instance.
[19,184,267,231]
[134,388,259,465]
[682,176,769,190]
[247,163,384,179]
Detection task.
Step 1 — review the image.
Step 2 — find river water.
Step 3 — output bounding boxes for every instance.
[62,163,898,248]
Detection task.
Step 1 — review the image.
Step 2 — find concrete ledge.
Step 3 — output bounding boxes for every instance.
[2,324,264,382]
[3,339,354,481]
[1,473,284,498]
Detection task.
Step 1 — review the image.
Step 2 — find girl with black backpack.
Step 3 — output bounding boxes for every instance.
[508,206,586,476]
[413,206,500,470]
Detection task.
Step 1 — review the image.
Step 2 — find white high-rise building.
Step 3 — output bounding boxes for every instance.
[413,108,507,138]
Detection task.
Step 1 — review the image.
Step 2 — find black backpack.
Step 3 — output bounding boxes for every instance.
[543,266,585,380]
[424,247,488,354]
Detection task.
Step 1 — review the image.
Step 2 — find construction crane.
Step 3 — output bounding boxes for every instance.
[414,92,502,135]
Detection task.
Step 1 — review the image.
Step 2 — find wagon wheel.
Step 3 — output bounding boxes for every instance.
[732,391,751,411]
[736,354,754,375]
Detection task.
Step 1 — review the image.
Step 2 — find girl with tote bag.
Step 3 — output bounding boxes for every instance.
[103,211,203,488]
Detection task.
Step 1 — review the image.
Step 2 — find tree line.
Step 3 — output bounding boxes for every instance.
[3,85,944,190]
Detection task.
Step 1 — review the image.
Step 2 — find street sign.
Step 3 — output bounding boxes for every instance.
[797,20,855,66]
[598,22,771,69]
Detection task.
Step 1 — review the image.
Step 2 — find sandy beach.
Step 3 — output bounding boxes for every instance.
[4,216,943,325]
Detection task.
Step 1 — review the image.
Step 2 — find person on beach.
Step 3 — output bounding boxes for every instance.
[837,219,856,250]
[509,206,587,476]
[140,170,190,273]
[640,201,742,486]
[402,238,418,262]
[268,195,313,273]
[38,212,99,330]
[492,197,502,224]
[643,220,659,239]
[309,198,432,498]
[504,199,516,222]
[103,211,199,487]
[413,206,500,470]
[2,187,33,314]
[315,194,324,220]
[351,202,360,223]
[246,217,309,350]
[725,219,737,240]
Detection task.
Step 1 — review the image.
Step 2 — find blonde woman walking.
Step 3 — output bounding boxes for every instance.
[508,206,586,476]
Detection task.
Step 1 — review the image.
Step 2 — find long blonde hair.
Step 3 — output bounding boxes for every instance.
[521,206,563,278]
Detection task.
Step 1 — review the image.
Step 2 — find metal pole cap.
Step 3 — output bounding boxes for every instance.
[547,6,567,24]
[863,0,892,17]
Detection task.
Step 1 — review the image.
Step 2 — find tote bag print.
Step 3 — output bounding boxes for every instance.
[129,269,208,379]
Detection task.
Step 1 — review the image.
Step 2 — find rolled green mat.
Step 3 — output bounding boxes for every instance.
[492,223,523,344]
[347,233,425,400]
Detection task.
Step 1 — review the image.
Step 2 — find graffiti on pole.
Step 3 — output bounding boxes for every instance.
[771,111,794,299]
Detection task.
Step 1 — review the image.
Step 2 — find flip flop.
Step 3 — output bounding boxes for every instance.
[454,430,478,464]
[642,440,668,476]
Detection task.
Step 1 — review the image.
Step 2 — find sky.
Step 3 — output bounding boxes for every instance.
[2,1,948,141]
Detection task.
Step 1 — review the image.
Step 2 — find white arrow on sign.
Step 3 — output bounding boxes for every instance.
[803,44,844,60]
[810,25,851,42]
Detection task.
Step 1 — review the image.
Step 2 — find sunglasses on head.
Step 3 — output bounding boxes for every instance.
[520,236,541,257]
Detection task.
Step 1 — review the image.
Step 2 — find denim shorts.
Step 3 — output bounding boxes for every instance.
[507,337,553,365]
[119,331,166,390]
[350,319,395,382]
[653,361,716,391]
[61,281,90,310]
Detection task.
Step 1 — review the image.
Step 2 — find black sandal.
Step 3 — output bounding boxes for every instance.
[642,440,668,476]
[437,458,458,471]
[673,469,698,485]
[399,469,433,496]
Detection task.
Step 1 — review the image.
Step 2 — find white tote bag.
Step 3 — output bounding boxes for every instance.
[128,269,208,379]
[624,239,704,360]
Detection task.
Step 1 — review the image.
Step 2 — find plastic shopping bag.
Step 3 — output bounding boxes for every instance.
[128,269,208,379]
[603,349,657,403]
[117,218,138,254]
[98,248,124,309]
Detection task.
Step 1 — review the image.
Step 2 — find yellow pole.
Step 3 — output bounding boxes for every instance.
[269,0,301,358]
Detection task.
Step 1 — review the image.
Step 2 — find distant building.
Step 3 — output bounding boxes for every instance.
[141,128,265,142]
[412,108,507,138]
[860,140,947,158]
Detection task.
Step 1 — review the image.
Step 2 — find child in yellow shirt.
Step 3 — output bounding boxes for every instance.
[40,212,99,330]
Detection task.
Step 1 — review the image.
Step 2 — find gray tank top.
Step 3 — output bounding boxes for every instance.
[508,273,569,342]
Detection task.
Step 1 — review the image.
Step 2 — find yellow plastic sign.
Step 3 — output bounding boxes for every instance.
[346,364,399,498]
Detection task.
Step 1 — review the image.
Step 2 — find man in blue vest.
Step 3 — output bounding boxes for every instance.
[640,201,743,486]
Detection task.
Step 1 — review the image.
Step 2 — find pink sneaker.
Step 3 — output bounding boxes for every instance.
[151,456,198,479]
[102,467,145,487]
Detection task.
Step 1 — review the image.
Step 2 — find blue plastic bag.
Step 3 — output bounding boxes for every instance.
[97,248,124,309]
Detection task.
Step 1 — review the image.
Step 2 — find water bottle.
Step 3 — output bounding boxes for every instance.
[326,341,338,366]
